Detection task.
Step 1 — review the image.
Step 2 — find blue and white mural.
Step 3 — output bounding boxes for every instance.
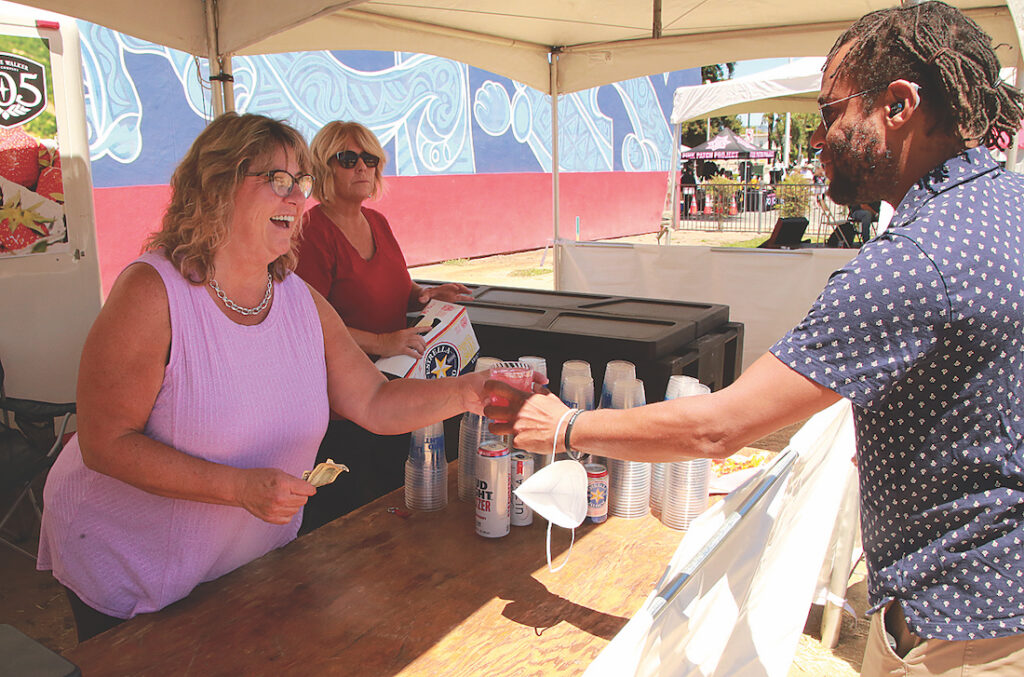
[78,22,700,188]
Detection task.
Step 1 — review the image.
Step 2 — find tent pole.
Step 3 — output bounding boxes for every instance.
[783,112,791,168]
[671,122,681,232]
[222,54,235,112]
[551,51,561,282]
[204,0,224,116]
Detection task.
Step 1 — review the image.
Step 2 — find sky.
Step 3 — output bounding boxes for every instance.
[732,58,790,78]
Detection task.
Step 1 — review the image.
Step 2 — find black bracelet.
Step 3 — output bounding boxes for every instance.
[564,408,583,454]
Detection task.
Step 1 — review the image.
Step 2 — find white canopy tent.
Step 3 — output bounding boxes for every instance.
[670,57,825,124]
[12,0,1024,245]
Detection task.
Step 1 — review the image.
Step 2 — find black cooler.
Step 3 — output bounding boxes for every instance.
[418,282,744,401]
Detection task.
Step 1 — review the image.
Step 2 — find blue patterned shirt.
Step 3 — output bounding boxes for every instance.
[772,147,1024,640]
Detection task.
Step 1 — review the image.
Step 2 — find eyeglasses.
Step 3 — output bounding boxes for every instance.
[817,88,879,131]
[246,169,314,198]
[818,82,922,131]
[333,150,380,169]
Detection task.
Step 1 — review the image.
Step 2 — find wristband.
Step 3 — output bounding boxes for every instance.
[553,408,578,457]
[563,408,584,457]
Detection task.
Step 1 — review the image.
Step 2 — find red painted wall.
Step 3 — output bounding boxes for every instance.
[92,171,667,295]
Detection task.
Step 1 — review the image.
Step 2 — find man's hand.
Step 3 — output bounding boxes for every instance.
[484,379,565,454]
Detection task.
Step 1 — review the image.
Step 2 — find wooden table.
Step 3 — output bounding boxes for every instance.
[64,466,683,676]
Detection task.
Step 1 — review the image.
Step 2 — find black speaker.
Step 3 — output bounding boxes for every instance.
[759,217,809,249]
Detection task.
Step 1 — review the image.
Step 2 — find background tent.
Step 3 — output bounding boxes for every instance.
[670,57,825,124]
[681,128,776,161]
[15,1,1024,100]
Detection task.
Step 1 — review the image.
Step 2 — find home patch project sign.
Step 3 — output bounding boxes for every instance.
[0,35,67,258]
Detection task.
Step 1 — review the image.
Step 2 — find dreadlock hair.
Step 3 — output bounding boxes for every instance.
[826,1,1023,148]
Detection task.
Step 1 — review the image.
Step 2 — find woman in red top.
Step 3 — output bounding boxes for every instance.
[295,121,471,529]
[296,121,470,358]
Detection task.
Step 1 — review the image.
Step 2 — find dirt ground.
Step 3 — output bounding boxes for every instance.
[0,228,868,675]
[410,230,756,290]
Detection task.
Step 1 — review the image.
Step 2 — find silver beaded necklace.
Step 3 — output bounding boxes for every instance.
[209,273,273,316]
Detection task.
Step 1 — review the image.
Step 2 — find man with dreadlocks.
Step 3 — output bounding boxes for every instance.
[487,2,1024,673]
[789,3,1024,672]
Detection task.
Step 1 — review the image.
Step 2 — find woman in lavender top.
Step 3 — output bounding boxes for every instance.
[37,113,491,642]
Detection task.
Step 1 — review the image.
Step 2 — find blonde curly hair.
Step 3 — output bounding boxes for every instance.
[146,112,313,283]
[310,121,387,204]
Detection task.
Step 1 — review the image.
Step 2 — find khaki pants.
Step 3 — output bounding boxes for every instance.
[861,602,1024,676]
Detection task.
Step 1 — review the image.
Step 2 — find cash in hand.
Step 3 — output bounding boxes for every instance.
[302,459,350,487]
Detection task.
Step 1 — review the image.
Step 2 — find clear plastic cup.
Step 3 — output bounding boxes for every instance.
[665,374,707,400]
[489,361,534,408]
[660,380,712,529]
[405,422,448,511]
[474,356,502,373]
[607,377,650,518]
[560,373,594,411]
[518,355,547,378]
[601,360,636,408]
[610,377,645,410]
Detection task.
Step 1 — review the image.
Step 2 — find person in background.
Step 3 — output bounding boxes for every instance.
[37,113,490,642]
[487,3,1024,674]
[294,121,472,530]
[295,121,471,359]
[847,201,879,244]
[680,162,697,218]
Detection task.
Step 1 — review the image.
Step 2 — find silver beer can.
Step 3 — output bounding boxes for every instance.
[586,463,609,524]
[475,441,511,538]
[510,451,534,526]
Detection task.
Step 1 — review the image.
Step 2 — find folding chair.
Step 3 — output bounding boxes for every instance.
[0,358,75,560]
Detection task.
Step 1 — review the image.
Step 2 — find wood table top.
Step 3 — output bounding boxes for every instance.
[64,465,684,677]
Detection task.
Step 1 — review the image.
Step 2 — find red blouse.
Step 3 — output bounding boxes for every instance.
[295,204,413,334]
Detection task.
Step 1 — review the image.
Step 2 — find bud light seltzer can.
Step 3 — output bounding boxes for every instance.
[476,441,511,537]
[510,451,534,526]
[586,463,609,524]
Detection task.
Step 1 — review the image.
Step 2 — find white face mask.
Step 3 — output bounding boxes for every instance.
[513,459,588,571]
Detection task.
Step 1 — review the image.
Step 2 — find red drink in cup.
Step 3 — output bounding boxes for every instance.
[489,361,534,410]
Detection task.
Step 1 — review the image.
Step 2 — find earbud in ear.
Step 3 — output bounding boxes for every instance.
[889,101,905,118]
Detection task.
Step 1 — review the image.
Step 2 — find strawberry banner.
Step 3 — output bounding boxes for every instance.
[0,34,66,258]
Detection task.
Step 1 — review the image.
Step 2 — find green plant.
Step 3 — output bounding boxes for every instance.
[777,174,812,219]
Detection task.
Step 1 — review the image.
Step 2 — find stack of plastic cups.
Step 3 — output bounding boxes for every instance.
[518,356,547,380]
[650,375,703,516]
[560,360,591,396]
[458,357,501,501]
[405,421,447,511]
[592,360,634,466]
[607,378,651,519]
[600,360,636,409]
[558,373,595,463]
[660,379,713,530]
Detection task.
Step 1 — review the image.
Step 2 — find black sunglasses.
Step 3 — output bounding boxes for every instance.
[246,169,314,198]
[333,150,380,169]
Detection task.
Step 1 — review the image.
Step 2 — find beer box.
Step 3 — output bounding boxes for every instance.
[375,300,480,379]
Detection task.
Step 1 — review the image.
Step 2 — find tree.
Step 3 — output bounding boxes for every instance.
[680,116,742,148]
[766,112,820,164]
[701,63,736,83]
